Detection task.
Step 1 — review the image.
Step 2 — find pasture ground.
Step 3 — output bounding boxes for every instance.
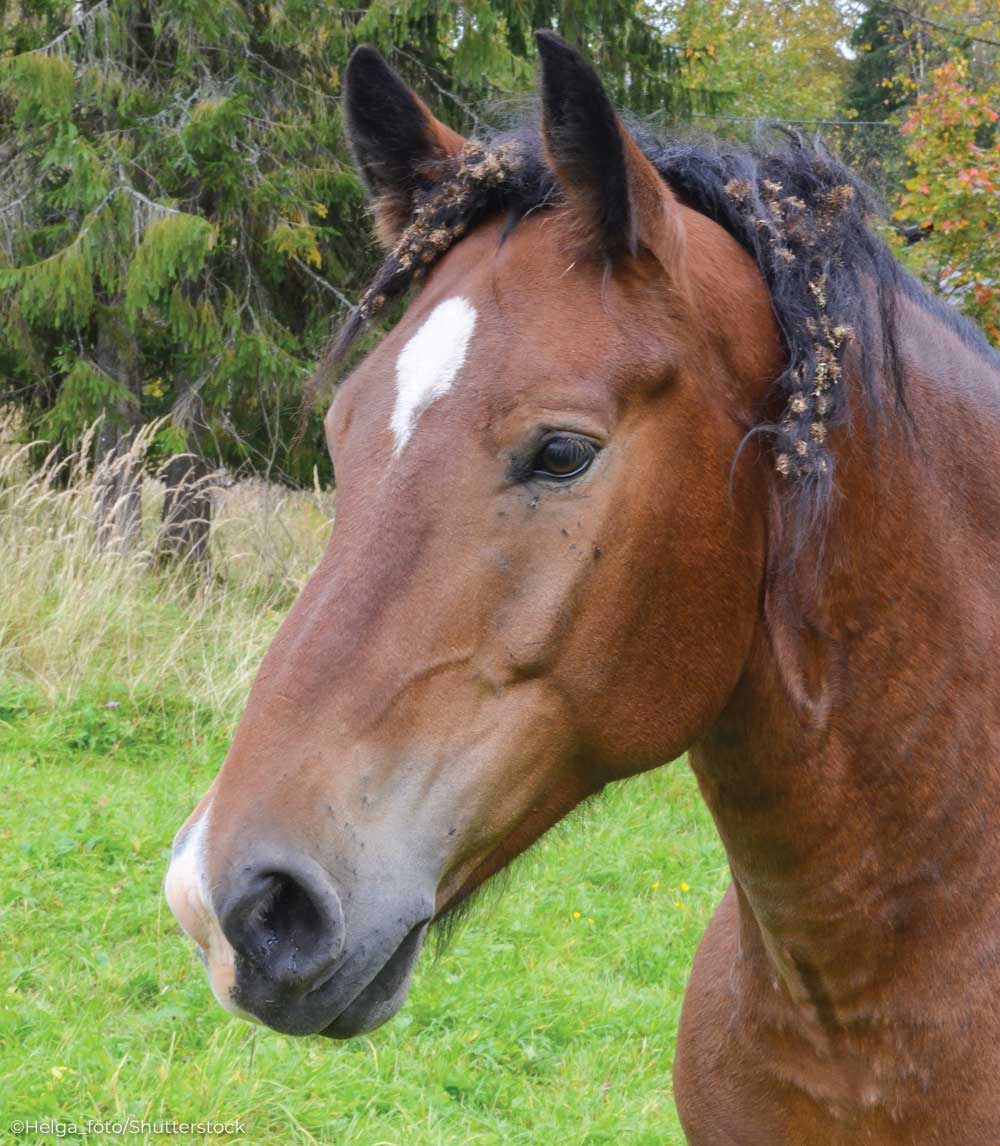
[0,437,727,1144]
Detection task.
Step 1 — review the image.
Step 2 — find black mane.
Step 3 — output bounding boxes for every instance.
[323,123,999,542]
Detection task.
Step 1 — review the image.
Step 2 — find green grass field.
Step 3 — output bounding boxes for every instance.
[0,438,727,1144]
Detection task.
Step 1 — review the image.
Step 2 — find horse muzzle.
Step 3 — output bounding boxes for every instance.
[221,857,433,1037]
[165,814,434,1037]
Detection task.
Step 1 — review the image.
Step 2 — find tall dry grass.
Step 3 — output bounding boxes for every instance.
[0,420,334,721]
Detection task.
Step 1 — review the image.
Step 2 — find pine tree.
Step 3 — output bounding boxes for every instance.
[0,1,369,552]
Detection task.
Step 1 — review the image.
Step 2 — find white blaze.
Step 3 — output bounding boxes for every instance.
[164,800,212,928]
[165,799,252,1018]
[391,296,477,451]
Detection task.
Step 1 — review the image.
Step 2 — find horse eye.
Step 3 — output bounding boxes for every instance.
[532,435,597,480]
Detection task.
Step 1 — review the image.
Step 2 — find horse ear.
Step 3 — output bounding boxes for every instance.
[534,31,683,269]
[342,46,468,247]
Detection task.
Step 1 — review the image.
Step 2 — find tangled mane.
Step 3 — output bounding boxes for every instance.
[321,123,994,533]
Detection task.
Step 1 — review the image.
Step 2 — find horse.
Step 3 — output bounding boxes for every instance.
[165,32,1000,1144]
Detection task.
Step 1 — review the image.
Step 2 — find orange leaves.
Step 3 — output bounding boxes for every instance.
[894,56,1000,346]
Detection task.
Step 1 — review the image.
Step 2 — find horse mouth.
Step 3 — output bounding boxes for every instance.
[318,921,428,1039]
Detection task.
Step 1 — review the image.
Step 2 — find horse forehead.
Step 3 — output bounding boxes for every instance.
[391,295,478,452]
[330,216,664,450]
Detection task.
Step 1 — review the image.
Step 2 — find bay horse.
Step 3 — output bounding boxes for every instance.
[166,33,1000,1144]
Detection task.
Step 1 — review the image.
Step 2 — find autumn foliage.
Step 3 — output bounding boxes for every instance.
[895,58,1000,342]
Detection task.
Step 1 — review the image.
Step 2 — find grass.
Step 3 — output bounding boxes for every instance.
[0,430,727,1144]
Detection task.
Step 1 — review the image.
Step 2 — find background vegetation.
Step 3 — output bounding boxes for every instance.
[1,2,998,1142]
[1,0,997,547]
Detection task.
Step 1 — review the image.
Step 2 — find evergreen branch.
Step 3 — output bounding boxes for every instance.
[120,186,182,218]
[21,0,110,59]
[174,331,242,406]
[3,185,185,274]
[290,257,355,311]
[890,5,1000,49]
[241,47,339,105]
[75,352,120,387]
[11,185,120,269]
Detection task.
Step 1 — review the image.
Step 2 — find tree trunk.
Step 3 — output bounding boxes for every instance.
[158,452,214,566]
[93,314,143,554]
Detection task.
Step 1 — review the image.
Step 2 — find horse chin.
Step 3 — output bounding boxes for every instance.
[318,921,428,1039]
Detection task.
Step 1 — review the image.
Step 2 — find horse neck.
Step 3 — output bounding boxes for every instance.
[693,289,1000,1015]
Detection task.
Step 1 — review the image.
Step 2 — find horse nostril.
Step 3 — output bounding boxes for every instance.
[219,864,345,994]
[258,873,320,947]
